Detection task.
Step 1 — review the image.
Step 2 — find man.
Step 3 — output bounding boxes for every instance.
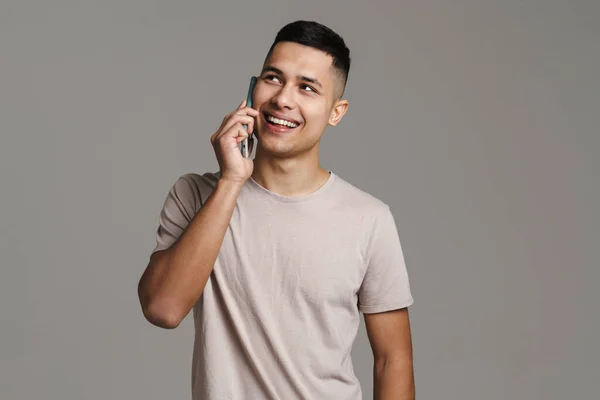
[138,20,415,400]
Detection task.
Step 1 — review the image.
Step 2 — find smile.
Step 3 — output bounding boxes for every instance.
[264,113,300,128]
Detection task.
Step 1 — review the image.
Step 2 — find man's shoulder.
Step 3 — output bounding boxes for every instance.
[177,171,221,190]
[331,173,390,215]
[167,171,221,204]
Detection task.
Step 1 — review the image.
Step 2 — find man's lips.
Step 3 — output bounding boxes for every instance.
[260,112,301,134]
[262,111,302,126]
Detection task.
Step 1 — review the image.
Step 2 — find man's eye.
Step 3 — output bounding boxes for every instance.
[265,75,280,83]
[301,85,315,92]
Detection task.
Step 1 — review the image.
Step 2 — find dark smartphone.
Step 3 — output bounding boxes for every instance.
[241,76,258,158]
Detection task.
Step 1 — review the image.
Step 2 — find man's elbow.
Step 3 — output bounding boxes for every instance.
[138,285,185,329]
[141,298,184,329]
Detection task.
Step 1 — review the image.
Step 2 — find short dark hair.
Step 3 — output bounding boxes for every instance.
[265,20,351,98]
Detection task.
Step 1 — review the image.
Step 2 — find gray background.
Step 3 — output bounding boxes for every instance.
[1,0,598,399]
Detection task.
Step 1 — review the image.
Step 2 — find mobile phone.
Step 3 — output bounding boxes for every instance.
[241,76,258,158]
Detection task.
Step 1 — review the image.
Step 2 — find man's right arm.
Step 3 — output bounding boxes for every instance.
[138,98,258,329]
[137,178,243,329]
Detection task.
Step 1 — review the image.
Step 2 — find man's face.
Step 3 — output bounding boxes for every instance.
[252,41,348,158]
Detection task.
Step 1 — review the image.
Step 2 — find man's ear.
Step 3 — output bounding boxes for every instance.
[328,99,349,127]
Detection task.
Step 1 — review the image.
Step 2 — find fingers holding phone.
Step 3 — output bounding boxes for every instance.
[220,101,257,139]
[210,100,259,184]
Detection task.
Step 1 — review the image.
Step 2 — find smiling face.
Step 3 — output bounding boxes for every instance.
[252,41,348,159]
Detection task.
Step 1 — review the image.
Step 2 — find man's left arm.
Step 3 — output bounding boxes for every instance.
[364,307,415,400]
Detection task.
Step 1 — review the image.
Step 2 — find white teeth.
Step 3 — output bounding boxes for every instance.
[267,115,298,128]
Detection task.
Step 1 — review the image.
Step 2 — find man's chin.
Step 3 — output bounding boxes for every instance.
[254,139,296,158]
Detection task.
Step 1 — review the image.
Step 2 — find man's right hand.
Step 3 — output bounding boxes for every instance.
[211,99,260,184]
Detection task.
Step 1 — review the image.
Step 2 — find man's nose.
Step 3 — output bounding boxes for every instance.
[270,84,295,109]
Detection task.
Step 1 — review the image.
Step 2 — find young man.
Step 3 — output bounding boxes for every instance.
[138,20,415,400]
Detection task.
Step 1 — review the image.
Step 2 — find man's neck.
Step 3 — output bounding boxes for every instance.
[251,153,330,197]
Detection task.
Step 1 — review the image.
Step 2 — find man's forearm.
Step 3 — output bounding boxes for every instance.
[374,358,415,400]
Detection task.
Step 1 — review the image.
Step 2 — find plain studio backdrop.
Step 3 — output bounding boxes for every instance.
[1,1,598,399]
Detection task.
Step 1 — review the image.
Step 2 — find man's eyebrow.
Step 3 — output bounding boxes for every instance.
[298,75,323,89]
[261,65,323,89]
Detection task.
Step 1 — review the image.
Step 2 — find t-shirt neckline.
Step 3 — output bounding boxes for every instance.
[247,171,336,203]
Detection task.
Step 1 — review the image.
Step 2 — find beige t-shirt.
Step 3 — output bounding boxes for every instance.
[152,171,413,400]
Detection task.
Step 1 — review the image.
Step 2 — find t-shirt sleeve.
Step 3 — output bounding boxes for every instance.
[151,174,201,254]
[358,206,414,313]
